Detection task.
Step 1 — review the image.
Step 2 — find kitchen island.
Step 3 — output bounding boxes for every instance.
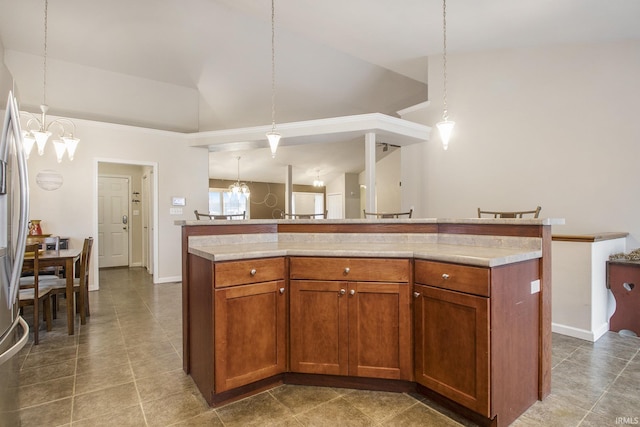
[178,218,561,426]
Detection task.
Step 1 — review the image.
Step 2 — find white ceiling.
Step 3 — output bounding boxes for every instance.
[1,0,639,183]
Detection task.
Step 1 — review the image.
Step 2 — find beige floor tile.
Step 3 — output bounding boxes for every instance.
[18,375,75,409]
[141,390,210,427]
[379,402,464,426]
[294,397,375,427]
[74,362,134,395]
[340,389,417,423]
[71,404,146,427]
[216,391,296,427]
[18,396,73,427]
[19,359,76,387]
[168,410,224,426]
[130,351,183,379]
[72,382,139,422]
[269,384,342,415]
[136,368,197,403]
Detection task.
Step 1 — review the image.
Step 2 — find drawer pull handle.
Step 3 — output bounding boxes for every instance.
[339,289,346,295]
[413,291,421,298]
[250,269,257,276]
[279,287,285,294]
[442,273,450,280]
[344,267,350,274]
[349,289,356,296]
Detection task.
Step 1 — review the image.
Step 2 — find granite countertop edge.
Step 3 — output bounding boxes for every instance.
[188,243,542,268]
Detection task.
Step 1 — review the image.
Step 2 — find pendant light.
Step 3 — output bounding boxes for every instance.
[265,0,281,157]
[436,0,455,150]
[21,0,80,162]
[228,157,250,195]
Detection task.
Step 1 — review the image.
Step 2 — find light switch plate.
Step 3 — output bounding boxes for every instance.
[170,207,183,215]
[531,279,540,294]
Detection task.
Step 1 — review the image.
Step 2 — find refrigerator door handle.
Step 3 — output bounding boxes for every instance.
[6,92,29,309]
[0,316,28,366]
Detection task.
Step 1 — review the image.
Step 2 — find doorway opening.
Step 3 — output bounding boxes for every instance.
[94,159,158,286]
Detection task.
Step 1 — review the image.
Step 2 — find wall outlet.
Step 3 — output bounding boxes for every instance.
[531,279,541,294]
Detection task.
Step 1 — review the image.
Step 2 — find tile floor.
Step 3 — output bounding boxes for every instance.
[11,267,640,426]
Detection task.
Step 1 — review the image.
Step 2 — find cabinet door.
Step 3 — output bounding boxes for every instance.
[348,282,412,380]
[214,280,286,392]
[290,280,349,375]
[414,284,490,416]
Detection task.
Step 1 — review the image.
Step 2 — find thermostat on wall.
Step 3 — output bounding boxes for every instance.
[172,197,186,206]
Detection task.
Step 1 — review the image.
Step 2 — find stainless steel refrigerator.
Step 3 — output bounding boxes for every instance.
[0,77,30,422]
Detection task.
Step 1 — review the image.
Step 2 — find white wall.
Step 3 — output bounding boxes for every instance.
[25,118,209,288]
[401,40,640,246]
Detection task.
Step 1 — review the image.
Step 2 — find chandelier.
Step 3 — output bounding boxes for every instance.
[435,0,455,150]
[21,0,80,163]
[313,170,324,187]
[265,0,281,158]
[228,157,250,195]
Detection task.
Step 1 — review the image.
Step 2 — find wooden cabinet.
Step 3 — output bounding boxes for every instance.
[289,257,412,380]
[413,283,490,415]
[214,280,286,392]
[414,259,541,425]
[186,255,286,403]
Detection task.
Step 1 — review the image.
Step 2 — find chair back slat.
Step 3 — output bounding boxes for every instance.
[477,206,541,219]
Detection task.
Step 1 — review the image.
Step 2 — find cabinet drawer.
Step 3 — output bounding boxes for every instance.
[415,260,489,297]
[215,257,285,288]
[290,257,409,282]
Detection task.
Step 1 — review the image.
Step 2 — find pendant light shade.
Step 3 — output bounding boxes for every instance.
[437,0,455,150]
[436,119,455,151]
[266,131,281,158]
[228,157,250,196]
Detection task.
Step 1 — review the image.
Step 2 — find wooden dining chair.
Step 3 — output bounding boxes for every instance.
[477,206,541,218]
[19,244,53,344]
[39,237,94,324]
[363,209,413,219]
[281,211,327,219]
[194,210,246,220]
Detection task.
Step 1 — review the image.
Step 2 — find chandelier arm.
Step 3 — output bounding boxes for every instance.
[47,118,77,137]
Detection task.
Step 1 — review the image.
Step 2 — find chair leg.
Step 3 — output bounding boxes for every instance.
[51,294,58,320]
[33,301,39,345]
[43,297,52,332]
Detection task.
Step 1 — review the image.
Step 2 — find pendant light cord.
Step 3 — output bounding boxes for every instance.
[270,0,277,132]
[441,0,448,122]
[43,0,48,107]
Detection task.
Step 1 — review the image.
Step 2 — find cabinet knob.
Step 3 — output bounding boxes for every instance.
[279,287,285,294]
[349,289,356,296]
[344,267,350,274]
[339,289,346,295]
[250,269,257,276]
[413,291,421,298]
[442,273,450,280]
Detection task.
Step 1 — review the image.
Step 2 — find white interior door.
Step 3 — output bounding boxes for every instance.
[98,176,130,268]
[327,193,343,219]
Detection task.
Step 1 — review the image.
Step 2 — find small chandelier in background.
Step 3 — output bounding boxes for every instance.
[21,0,80,163]
[228,156,250,196]
[313,170,324,187]
[435,0,455,150]
[265,0,281,158]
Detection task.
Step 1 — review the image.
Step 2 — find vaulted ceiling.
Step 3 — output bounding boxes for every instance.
[1,0,639,183]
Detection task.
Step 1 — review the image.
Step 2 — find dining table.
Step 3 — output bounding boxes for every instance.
[22,247,82,335]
